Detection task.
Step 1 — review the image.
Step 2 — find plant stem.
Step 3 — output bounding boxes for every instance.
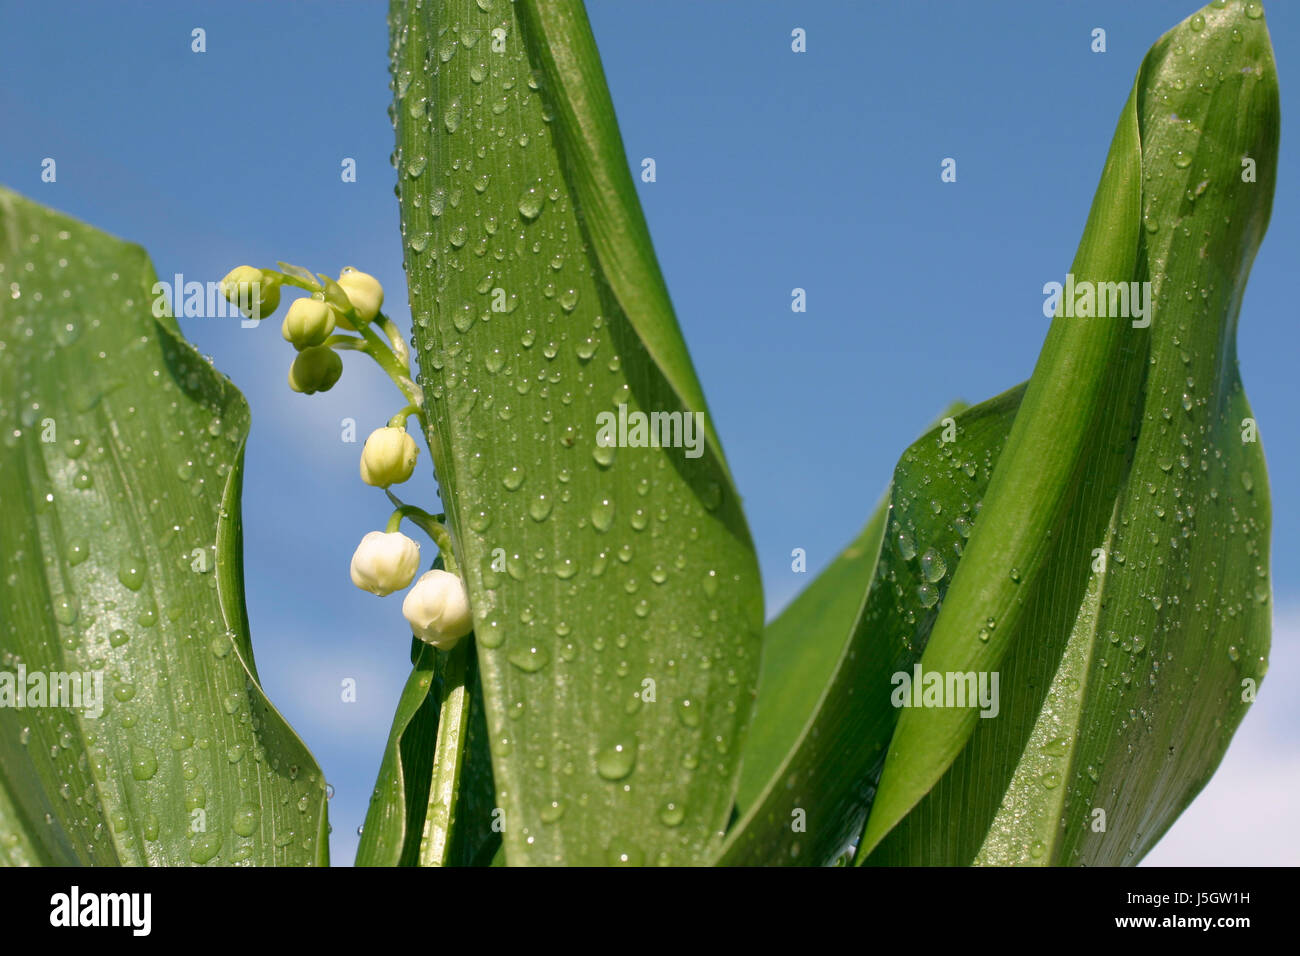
[388,404,421,428]
[385,496,455,572]
[355,319,425,426]
[376,313,410,369]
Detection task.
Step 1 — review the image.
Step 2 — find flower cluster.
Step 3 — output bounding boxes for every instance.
[221,261,472,650]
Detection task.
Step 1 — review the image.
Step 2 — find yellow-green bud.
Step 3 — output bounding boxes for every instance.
[402,570,473,649]
[281,297,336,350]
[221,266,280,320]
[336,267,383,323]
[350,531,421,596]
[288,345,343,394]
[360,426,418,487]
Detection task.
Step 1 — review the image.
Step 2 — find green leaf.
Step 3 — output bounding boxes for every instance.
[719,389,1023,865]
[733,402,968,817]
[859,0,1277,864]
[0,187,327,865]
[354,642,439,866]
[733,495,887,815]
[276,261,321,290]
[388,0,763,865]
[356,638,496,866]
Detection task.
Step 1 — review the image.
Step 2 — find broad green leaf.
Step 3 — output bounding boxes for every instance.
[388,0,763,864]
[733,403,968,815]
[733,495,887,815]
[859,0,1276,863]
[0,188,327,865]
[720,388,1024,865]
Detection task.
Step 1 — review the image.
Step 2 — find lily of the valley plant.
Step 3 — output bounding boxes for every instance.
[0,0,1278,867]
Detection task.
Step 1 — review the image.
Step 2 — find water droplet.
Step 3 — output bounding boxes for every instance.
[442,99,462,133]
[702,570,719,598]
[210,632,233,658]
[895,530,917,560]
[507,643,550,673]
[920,548,947,583]
[678,698,700,727]
[606,843,644,866]
[658,801,685,827]
[528,495,553,522]
[117,556,146,591]
[53,598,78,626]
[1173,150,1193,168]
[131,746,158,781]
[67,539,90,566]
[1042,736,1068,757]
[517,185,544,221]
[591,497,615,532]
[1189,13,1205,31]
[596,740,637,780]
[233,804,258,837]
[429,187,447,217]
[189,831,222,864]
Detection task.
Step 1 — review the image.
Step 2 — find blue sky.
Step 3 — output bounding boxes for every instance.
[2,0,1295,865]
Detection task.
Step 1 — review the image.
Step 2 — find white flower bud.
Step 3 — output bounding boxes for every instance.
[288,345,343,394]
[336,267,384,323]
[360,426,418,487]
[402,569,472,649]
[282,297,336,350]
[220,265,280,320]
[350,531,421,596]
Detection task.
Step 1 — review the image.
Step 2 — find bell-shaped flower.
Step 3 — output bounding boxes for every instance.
[350,531,421,596]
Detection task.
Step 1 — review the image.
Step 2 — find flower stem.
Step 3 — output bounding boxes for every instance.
[376,313,410,369]
[355,320,424,424]
[388,404,421,429]
[385,498,454,572]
